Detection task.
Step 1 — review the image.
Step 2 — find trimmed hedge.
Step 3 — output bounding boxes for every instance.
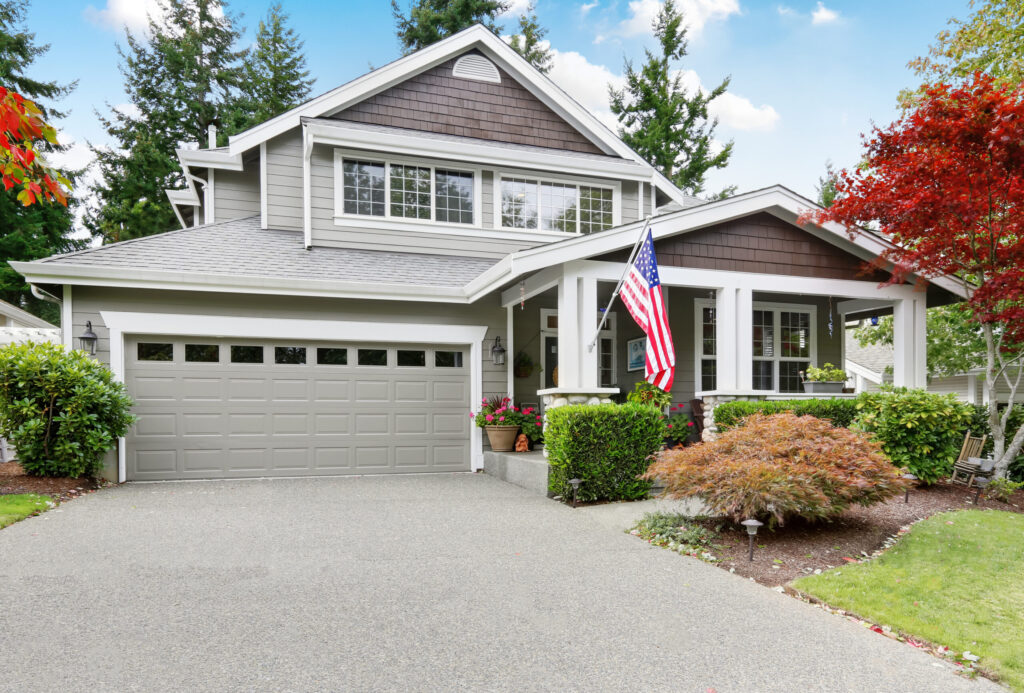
[714,398,859,430]
[0,342,136,478]
[545,403,666,502]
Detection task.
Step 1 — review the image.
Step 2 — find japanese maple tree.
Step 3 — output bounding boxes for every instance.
[805,73,1024,477]
[0,86,68,206]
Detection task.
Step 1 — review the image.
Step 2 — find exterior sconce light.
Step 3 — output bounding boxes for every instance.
[568,478,583,508]
[79,321,98,356]
[741,519,763,562]
[490,336,506,366]
[902,472,917,503]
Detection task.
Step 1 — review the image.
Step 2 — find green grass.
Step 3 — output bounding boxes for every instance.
[0,494,54,529]
[794,510,1024,690]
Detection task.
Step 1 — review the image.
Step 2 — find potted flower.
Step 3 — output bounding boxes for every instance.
[801,362,848,394]
[513,351,534,379]
[664,404,697,447]
[506,404,544,450]
[626,381,672,411]
[471,395,520,452]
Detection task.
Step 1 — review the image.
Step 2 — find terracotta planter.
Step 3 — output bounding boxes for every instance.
[485,425,520,452]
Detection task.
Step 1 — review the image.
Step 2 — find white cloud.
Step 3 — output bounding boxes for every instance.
[114,102,142,120]
[619,0,740,38]
[502,0,533,16]
[581,1,599,15]
[776,5,795,16]
[709,93,780,132]
[83,0,162,34]
[811,2,839,24]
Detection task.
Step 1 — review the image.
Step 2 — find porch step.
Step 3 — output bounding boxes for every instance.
[483,450,550,496]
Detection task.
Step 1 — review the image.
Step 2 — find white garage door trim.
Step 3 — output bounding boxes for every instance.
[102,311,488,482]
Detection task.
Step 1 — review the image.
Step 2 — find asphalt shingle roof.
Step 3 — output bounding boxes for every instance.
[845,326,893,374]
[41,216,499,288]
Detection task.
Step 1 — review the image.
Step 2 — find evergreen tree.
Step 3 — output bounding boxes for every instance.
[392,0,508,53]
[508,2,552,74]
[87,0,246,243]
[227,3,314,135]
[0,1,83,322]
[609,0,732,197]
[815,161,838,208]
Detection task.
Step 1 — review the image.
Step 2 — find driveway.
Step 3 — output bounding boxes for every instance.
[0,474,998,692]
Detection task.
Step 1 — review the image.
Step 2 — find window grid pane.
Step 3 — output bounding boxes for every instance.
[779,361,809,393]
[389,164,431,219]
[702,307,717,357]
[752,360,773,391]
[599,337,614,387]
[500,178,538,229]
[701,359,717,391]
[434,170,474,224]
[752,310,775,358]
[579,186,613,234]
[539,182,577,232]
[342,160,385,216]
[780,311,811,358]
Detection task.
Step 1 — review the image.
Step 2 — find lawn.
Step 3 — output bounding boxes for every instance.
[0,493,54,529]
[794,510,1024,691]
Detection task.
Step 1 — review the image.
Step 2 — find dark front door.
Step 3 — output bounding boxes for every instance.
[544,335,558,389]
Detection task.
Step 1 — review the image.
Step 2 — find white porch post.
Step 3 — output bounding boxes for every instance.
[914,297,928,388]
[892,297,920,388]
[506,304,515,399]
[736,287,753,391]
[579,275,599,388]
[557,266,580,388]
[715,287,739,391]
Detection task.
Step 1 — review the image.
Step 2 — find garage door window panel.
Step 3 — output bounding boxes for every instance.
[275,346,307,365]
[316,348,348,365]
[231,345,263,364]
[435,351,464,368]
[185,344,219,363]
[397,350,426,367]
[138,342,174,362]
[358,349,388,366]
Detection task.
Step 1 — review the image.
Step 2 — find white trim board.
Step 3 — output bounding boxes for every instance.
[101,311,489,482]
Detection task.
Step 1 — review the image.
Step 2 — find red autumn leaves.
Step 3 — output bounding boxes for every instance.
[1,86,69,206]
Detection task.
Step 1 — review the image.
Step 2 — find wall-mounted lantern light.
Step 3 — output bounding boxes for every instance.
[490,336,506,366]
[79,321,98,356]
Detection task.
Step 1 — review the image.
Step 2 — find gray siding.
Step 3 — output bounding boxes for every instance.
[621,180,641,223]
[481,170,493,229]
[265,130,303,231]
[214,167,260,222]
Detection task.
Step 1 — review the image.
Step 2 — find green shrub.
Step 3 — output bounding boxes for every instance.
[629,512,720,560]
[644,413,908,526]
[0,342,136,478]
[625,381,671,409]
[853,388,972,484]
[546,403,666,502]
[986,477,1024,503]
[804,362,847,382]
[714,398,859,430]
[967,404,1024,482]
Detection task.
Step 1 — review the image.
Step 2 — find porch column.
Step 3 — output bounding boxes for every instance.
[557,267,580,388]
[714,287,739,391]
[893,297,926,388]
[506,304,514,398]
[578,275,599,389]
[735,287,753,391]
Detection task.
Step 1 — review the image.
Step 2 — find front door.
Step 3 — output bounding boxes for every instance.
[544,335,558,389]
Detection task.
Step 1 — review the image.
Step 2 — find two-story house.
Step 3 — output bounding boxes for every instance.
[12,25,967,482]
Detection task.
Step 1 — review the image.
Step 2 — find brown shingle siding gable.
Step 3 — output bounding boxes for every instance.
[331,51,607,155]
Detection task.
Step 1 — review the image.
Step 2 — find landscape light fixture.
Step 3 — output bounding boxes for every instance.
[568,478,582,508]
[490,336,506,366]
[78,321,98,356]
[741,519,763,562]
[902,472,918,503]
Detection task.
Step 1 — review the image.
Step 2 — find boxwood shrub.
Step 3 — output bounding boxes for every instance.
[545,403,666,502]
[714,398,859,430]
[0,342,136,478]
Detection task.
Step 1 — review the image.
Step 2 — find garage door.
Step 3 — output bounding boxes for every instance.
[124,336,471,480]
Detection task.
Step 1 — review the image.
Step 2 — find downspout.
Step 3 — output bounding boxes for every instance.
[31,284,62,307]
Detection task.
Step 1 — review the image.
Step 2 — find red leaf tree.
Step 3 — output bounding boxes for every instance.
[804,73,1024,477]
[0,86,69,206]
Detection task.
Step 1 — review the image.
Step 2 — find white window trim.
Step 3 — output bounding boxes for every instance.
[101,311,488,483]
[333,149,482,228]
[694,298,817,395]
[540,308,616,394]
[494,169,621,235]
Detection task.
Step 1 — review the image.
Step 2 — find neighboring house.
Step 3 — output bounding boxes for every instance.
[845,326,1012,405]
[10,26,967,483]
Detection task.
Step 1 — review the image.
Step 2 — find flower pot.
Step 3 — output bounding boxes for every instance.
[514,364,534,379]
[802,381,845,394]
[485,425,520,452]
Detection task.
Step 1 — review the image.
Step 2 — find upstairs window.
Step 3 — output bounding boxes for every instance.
[499,176,616,234]
[336,152,475,225]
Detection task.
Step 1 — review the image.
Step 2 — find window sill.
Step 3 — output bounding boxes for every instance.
[331,215,576,241]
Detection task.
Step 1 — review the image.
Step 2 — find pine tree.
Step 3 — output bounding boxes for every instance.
[226,3,314,135]
[391,0,508,53]
[815,161,838,208]
[0,1,83,322]
[508,3,552,74]
[609,0,732,197]
[87,0,246,243]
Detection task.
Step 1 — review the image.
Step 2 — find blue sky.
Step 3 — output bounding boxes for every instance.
[30,0,969,219]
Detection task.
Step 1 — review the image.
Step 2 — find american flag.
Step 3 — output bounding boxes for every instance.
[619,229,675,391]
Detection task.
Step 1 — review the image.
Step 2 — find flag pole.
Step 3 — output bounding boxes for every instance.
[587,215,652,352]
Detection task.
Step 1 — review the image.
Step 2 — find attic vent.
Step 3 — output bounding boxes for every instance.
[452,54,501,84]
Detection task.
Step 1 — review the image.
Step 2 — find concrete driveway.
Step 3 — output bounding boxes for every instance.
[0,474,998,692]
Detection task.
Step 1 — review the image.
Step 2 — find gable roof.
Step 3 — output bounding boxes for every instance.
[0,298,55,328]
[171,24,687,207]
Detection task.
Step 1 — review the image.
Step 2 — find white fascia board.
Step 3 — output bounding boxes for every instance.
[306,120,649,181]
[11,261,471,304]
[176,148,244,171]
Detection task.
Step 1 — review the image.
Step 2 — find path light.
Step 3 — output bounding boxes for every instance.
[490,336,506,366]
[741,519,763,562]
[902,472,918,503]
[78,321,98,356]
[568,478,582,508]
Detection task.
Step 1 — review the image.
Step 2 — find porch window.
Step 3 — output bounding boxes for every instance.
[341,160,386,217]
[499,176,615,234]
[700,306,717,391]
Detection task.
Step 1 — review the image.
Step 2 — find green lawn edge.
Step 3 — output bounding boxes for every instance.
[793,509,1024,691]
[0,494,55,529]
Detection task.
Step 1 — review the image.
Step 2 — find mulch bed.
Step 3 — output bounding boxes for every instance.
[0,461,106,502]
[698,481,1024,587]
